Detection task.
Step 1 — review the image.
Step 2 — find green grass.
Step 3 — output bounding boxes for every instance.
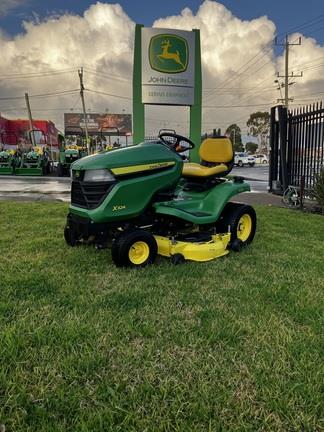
[0,202,323,431]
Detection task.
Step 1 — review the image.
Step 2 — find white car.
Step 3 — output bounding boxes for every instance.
[234,152,255,167]
[254,154,269,164]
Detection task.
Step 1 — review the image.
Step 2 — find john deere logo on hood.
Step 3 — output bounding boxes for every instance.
[149,34,188,73]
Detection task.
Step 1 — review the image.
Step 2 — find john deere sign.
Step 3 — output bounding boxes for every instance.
[149,34,188,73]
[133,24,201,162]
[141,28,195,105]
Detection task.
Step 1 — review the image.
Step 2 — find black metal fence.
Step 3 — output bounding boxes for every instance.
[269,103,324,194]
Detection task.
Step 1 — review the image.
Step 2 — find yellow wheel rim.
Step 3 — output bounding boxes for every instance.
[128,241,150,265]
[237,214,252,242]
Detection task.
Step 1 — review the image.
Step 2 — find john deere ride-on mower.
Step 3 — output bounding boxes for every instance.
[15,129,51,176]
[64,133,256,267]
[57,144,87,176]
[0,132,20,175]
[57,128,88,176]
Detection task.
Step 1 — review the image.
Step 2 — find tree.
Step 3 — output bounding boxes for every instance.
[246,111,270,153]
[225,124,243,152]
[245,142,258,154]
[201,128,223,141]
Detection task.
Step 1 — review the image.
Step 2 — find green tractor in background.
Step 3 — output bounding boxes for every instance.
[57,127,87,177]
[15,129,52,176]
[64,133,257,267]
[0,132,19,175]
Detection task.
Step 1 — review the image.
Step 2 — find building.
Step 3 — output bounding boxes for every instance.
[0,115,61,158]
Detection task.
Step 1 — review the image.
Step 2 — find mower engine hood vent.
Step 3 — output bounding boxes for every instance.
[71,171,117,209]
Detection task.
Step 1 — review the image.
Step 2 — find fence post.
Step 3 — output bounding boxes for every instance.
[278,105,289,192]
[269,106,276,192]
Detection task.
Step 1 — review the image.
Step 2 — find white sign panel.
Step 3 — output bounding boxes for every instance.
[141,28,195,105]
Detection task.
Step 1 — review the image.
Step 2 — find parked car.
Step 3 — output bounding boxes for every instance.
[254,154,269,164]
[234,152,255,167]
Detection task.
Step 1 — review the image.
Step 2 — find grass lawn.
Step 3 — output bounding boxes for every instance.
[0,201,323,431]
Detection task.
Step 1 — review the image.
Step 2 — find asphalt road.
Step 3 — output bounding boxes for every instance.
[0,164,269,202]
[232,164,269,193]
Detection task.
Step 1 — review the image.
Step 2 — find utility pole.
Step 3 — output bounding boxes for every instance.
[25,92,36,147]
[276,35,303,109]
[78,67,89,151]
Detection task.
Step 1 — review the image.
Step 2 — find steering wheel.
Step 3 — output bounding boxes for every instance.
[159,133,195,153]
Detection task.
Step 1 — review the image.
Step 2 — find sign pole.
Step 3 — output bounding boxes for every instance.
[133,24,145,144]
[189,29,202,163]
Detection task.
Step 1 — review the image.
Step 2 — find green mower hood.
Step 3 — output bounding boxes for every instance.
[71,141,181,173]
[69,141,184,222]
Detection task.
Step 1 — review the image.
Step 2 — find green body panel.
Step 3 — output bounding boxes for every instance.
[133,24,145,145]
[69,142,183,222]
[15,167,43,176]
[154,180,250,224]
[189,29,202,163]
[0,167,14,174]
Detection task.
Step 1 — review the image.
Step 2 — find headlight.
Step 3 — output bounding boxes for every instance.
[83,169,115,182]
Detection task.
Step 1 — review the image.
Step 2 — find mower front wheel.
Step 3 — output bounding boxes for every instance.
[57,163,64,177]
[218,203,256,250]
[111,229,157,268]
[64,224,78,246]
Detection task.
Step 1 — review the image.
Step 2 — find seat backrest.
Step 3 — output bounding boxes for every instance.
[199,137,233,163]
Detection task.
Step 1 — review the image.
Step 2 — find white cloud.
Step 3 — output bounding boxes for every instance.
[0,0,29,17]
[0,0,324,138]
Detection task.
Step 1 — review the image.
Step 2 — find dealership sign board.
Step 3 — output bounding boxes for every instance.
[141,28,195,105]
[64,113,132,135]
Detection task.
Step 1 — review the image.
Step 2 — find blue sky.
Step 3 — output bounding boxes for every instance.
[1,0,324,45]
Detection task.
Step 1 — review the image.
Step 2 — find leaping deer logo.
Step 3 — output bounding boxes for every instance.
[157,39,185,69]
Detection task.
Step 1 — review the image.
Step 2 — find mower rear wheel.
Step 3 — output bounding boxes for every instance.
[218,203,256,250]
[111,229,157,268]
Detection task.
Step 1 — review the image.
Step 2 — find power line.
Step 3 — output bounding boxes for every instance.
[0,69,76,81]
[203,102,275,108]
[279,13,324,36]
[86,88,132,100]
[276,35,303,108]
[83,68,131,84]
[0,89,79,101]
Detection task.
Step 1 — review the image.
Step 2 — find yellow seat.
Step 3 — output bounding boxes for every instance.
[182,137,233,178]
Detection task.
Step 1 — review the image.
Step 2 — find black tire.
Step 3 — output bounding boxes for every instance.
[57,163,64,177]
[238,160,243,167]
[262,160,267,164]
[111,229,157,268]
[217,203,256,250]
[64,224,77,246]
[170,253,185,265]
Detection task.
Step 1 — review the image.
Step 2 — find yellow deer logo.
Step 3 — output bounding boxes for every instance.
[157,39,185,69]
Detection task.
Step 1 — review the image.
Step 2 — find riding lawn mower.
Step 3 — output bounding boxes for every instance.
[15,129,51,176]
[57,144,87,176]
[57,127,88,176]
[0,132,19,175]
[64,133,256,267]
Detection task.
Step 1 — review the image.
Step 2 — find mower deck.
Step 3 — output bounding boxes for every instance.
[154,233,231,262]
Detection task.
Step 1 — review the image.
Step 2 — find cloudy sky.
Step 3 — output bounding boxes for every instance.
[1,0,324,137]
